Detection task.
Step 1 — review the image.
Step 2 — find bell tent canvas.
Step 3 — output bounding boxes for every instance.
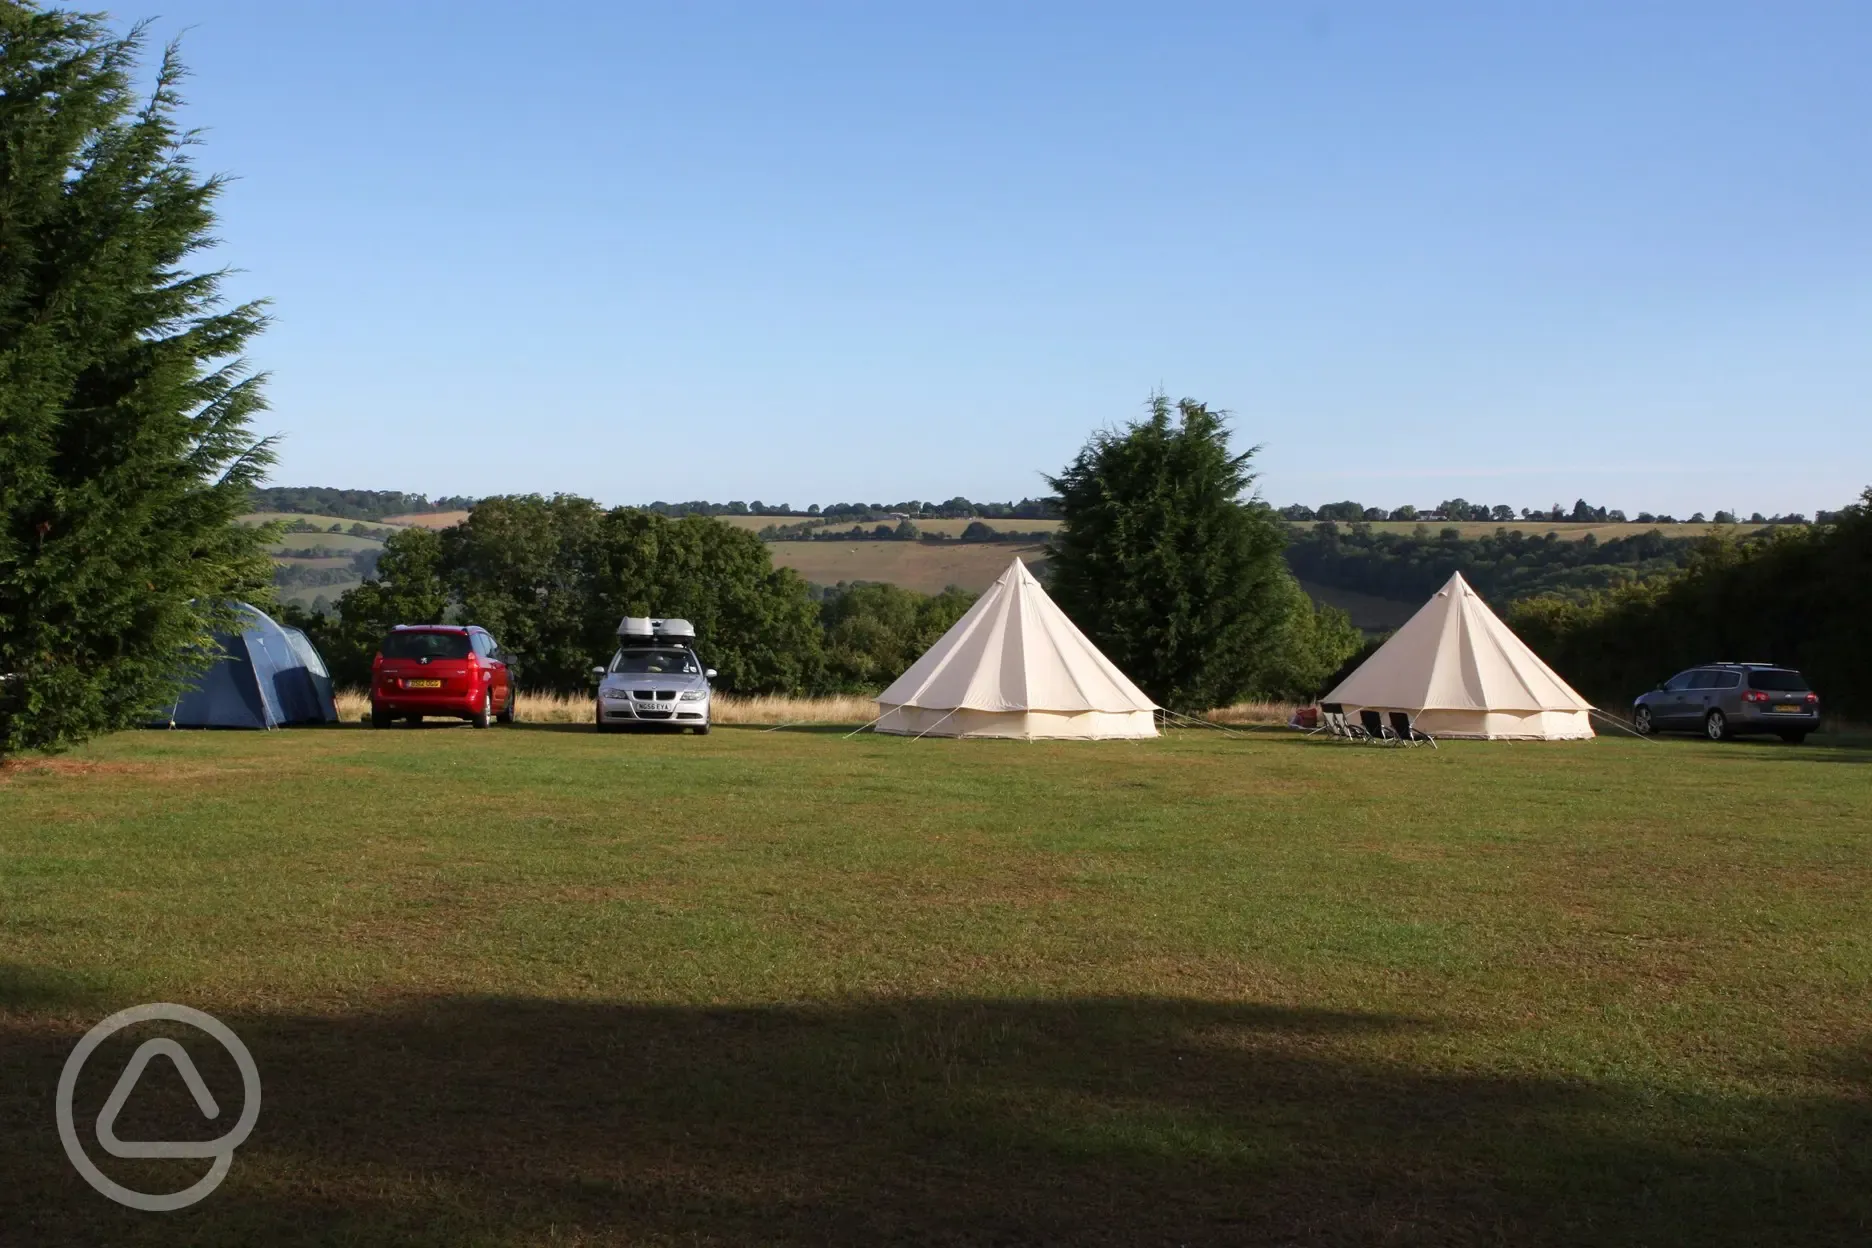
[875,558,1159,739]
[154,602,340,729]
[1322,572,1594,740]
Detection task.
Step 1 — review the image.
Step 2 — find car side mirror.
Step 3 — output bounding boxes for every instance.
[1653,683,1664,692]
[591,666,605,680]
[705,669,717,679]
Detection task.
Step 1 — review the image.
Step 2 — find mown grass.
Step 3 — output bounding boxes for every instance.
[1,726,1867,1245]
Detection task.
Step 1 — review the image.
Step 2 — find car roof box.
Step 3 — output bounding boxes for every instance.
[617,616,696,641]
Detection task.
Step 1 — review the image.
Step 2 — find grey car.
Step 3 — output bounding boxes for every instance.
[1632,663,1820,743]
[592,627,715,734]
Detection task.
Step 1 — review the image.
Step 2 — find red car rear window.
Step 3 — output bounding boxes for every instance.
[381,631,471,660]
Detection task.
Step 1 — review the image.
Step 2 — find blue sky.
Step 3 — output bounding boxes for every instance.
[112,1,1868,515]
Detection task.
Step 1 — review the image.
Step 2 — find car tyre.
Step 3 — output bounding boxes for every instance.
[1779,731,1807,745]
[471,691,492,730]
[405,714,423,726]
[1704,710,1730,742]
[694,721,710,736]
[497,690,515,724]
[1633,706,1654,735]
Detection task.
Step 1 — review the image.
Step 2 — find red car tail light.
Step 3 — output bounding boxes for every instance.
[1741,690,1769,703]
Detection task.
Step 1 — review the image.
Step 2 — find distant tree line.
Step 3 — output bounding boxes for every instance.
[641,497,1063,521]
[754,519,1055,543]
[1280,498,1816,526]
[1508,491,1871,717]
[249,487,477,521]
[1285,524,1705,606]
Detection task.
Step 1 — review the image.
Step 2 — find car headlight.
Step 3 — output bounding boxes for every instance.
[679,689,706,701]
[601,688,634,702]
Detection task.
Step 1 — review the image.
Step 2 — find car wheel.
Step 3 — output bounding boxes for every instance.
[471,691,492,730]
[1704,710,1729,742]
[405,714,423,726]
[1633,706,1654,735]
[693,721,710,736]
[1779,731,1807,745]
[370,702,392,729]
[497,690,515,724]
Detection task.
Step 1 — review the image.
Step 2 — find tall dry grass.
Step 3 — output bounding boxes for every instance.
[1202,700,1300,726]
[334,689,880,726]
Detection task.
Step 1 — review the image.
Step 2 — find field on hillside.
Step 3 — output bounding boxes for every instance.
[237,511,404,531]
[3,726,1869,1246]
[770,540,1050,592]
[380,510,470,529]
[268,531,383,553]
[1293,520,1769,542]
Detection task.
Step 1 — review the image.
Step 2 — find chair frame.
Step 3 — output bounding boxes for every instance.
[1357,708,1395,745]
[1387,710,1437,748]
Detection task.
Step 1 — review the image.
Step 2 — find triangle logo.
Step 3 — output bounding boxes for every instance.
[95,1038,225,1160]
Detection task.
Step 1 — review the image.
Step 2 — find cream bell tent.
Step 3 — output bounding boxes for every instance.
[1323,572,1594,740]
[875,558,1159,739]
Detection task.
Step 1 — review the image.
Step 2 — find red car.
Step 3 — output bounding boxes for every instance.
[370,625,516,728]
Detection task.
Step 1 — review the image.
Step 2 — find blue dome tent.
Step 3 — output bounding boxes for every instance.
[155,602,339,729]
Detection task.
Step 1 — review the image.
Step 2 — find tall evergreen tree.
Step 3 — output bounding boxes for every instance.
[1,8,275,754]
[1047,395,1348,710]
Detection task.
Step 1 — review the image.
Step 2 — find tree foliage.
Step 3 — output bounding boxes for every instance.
[818,583,975,693]
[1046,395,1358,710]
[1285,523,1701,606]
[0,9,275,754]
[294,497,826,694]
[1507,490,1872,718]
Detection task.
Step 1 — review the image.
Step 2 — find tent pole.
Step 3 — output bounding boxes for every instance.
[1589,708,1657,742]
[910,708,960,740]
[1160,708,1242,738]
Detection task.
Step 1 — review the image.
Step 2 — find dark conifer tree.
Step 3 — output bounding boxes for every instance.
[1047,395,1331,710]
[1,8,275,754]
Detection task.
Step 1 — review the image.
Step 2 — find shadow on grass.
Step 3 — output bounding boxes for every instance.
[3,994,1866,1246]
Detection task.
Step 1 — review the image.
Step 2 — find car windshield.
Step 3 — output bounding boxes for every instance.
[610,648,699,675]
[382,630,472,660]
[1747,669,1810,692]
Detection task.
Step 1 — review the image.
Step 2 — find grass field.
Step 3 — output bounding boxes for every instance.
[2,725,1867,1245]
[770,540,1051,593]
[267,531,384,554]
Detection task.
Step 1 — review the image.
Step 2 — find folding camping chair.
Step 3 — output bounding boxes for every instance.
[1317,703,1356,741]
[1388,710,1437,748]
[1358,709,1396,745]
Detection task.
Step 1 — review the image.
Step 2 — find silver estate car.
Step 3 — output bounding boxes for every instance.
[1632,663,1820,743]
[592,617,715,734]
